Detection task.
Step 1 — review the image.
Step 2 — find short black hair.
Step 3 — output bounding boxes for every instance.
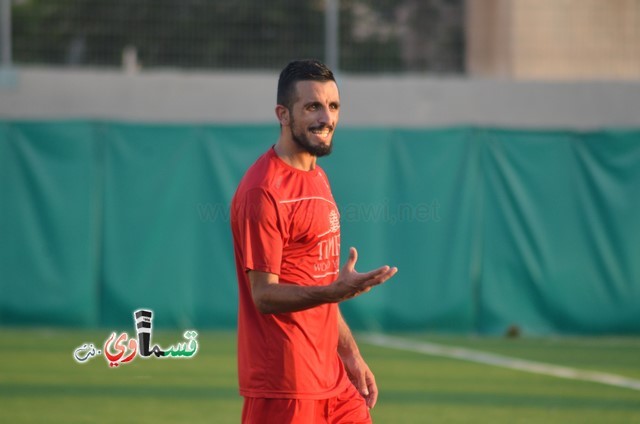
[277,59,336,110]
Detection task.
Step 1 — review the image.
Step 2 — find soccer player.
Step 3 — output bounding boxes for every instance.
[230,59,398,424]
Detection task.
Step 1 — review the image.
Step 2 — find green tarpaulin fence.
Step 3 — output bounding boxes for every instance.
[1,121,639,335]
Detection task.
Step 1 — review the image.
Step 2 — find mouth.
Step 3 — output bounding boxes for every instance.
[309,126,333,139]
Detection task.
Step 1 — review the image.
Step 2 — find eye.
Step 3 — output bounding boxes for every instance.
[330,103,340,111]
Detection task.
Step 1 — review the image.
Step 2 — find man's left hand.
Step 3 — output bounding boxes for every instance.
[342,354,378,409]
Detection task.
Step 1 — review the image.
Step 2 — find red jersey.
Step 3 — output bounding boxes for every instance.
[230,147,348,399]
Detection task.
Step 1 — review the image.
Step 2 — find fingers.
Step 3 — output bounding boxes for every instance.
[342,354,378,409]
[359,265,398,288]
[354,372,369,402]
[336,247,398,300]
[341,247,397,285]
[360,265,394,280]
[365,372,378,409]
[355,367,378,409]
[358,384,369,400]
[343,247,358,272]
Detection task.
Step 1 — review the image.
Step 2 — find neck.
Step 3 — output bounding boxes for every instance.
[274,136,317,171]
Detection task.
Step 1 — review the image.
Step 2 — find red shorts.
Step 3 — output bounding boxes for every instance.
[242,383,372,424]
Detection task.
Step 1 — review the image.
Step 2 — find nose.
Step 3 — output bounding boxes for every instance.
[318,106,333,126]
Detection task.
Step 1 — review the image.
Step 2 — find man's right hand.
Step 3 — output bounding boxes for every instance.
[330,247,398,302]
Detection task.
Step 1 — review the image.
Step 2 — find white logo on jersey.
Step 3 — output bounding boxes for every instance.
[329,210,340,233]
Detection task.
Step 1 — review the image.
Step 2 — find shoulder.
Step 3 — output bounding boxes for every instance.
[233,149,283,206]
[236,149,276,189]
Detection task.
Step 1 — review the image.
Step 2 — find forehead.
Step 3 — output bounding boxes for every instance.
[292,80,340,104]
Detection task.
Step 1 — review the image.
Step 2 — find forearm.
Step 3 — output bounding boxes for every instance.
[337,308,378,409]
[252,279,338,314]
[248,248,397,315]
[337,309,362,360]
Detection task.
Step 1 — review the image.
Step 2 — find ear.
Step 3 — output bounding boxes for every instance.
[275,105,290,126]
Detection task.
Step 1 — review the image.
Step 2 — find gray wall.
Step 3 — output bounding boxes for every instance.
[2,67,640,129]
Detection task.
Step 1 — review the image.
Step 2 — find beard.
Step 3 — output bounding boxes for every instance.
[289,116,334,157]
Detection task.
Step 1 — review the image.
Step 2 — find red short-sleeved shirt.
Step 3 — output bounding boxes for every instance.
[230,147,348,399]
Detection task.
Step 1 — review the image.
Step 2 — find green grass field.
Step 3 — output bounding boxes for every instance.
[1,328,639,423]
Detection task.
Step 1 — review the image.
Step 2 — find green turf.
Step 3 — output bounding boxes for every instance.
[1,328,639,423]
[360,335,640,424]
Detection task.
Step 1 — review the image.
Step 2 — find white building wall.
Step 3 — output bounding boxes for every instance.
[1,67,640,129]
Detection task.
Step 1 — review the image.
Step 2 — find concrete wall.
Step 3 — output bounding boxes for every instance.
[466,0,640,79]
[2,67,640,129]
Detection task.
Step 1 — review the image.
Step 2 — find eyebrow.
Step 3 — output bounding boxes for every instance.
[303,101,340,108]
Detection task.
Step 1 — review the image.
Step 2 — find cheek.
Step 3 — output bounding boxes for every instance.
[295,115,313,129]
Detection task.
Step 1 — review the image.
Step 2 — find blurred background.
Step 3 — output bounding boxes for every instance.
[5,0,640,77]
[1,0,640,335]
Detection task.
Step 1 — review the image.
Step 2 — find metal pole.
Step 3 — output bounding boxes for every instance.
[325,0,339,72]
[1,0,11,67]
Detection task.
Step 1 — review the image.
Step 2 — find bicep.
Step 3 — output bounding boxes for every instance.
[248,270,279,289]
[248,270,279,308]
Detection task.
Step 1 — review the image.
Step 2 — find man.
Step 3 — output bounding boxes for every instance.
[230,59,398,424]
